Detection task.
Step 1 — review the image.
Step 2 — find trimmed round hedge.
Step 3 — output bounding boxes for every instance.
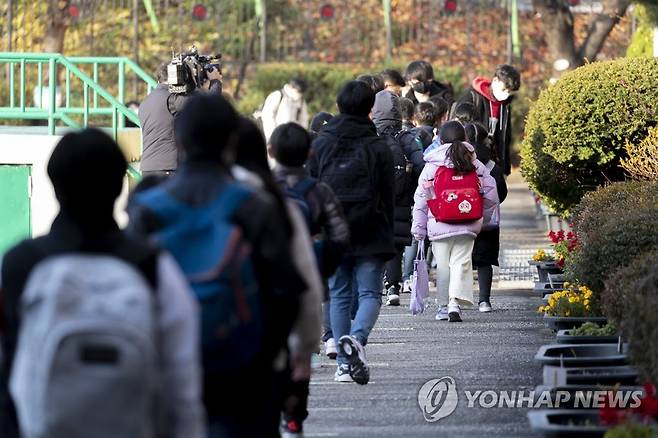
[566,181,658,299]
[622,267,658,387]
[603,249,658,325]
[520,57,658,215]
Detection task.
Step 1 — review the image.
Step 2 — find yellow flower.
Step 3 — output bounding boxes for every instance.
[565,310,571,317]
[584,300,590,307]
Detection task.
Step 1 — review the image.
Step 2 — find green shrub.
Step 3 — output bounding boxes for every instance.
[568,208,658,298]
[626,4,658,58]
[571,322,618,337]
[234,62,463,118]
[570,181,658,245]
[622,126,658,181]
[605,422,658,438]
[603,250,658,326]
[520,57,658,215]
[620,267,658,387]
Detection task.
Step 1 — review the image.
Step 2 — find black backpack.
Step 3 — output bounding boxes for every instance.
[315,138,377,233]
[387,133,419,205]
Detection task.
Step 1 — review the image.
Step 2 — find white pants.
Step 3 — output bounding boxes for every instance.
[432,235,475,307]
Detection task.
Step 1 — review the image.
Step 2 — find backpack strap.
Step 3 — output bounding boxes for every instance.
[291,177,317,196]
[136,183,253,226]
[273,89,285,120]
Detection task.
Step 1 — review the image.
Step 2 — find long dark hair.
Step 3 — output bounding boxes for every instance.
[439,121,475,174]
[465,122,498,162]
[235,116,293,236]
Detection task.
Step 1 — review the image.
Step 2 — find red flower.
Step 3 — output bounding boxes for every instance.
[599,392,627,426]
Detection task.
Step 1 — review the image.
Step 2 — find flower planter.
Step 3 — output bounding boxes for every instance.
[544,315,608,331]
[529,260,563,282]
[536,282,564,296]
[559,366,640,386]
[528,409,608,437]
[556,330,620,345]
[535,344,628,368]
[533,384,644,410]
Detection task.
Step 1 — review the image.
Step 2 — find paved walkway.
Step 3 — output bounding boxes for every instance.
[305,178,554,437]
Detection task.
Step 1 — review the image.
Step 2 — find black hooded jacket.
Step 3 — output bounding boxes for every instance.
[308,114,396,259]
[474,143,508,203]
[371,90,426,245]
[456,86,514,175]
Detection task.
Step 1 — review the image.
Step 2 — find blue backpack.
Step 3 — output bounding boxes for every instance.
[278,177,318,233]
[134,184,262,373]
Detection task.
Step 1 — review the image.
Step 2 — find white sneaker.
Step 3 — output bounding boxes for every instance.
[325,338,337,360]
[448,298,462,322]
[402,279,412,293]
[334,364,352,383]
[435,306,449,321]
[338,335,370,385]
[479,301,493,313]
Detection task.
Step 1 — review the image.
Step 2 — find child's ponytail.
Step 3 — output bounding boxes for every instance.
[439,120,475,174]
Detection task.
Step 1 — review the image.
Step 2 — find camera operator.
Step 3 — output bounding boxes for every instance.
[139,61,222,177]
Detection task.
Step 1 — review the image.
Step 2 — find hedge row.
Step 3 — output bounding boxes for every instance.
[566,181,658,386]
[234,62,463,118]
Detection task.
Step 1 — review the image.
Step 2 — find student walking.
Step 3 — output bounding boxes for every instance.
[309,81,395,384]
[465,122,508,312]
[1,128,205,438]
[128,94,306,437]
[455,64,521,175]
[231,118,326,438]
[411,121,499,322]
[370,90,425,306]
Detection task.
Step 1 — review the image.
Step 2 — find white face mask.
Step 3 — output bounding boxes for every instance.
[286,84,303,101]
[414,91,430,103]
[491,79,510,102]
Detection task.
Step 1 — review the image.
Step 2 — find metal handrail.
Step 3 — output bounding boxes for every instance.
[0,52,154,137]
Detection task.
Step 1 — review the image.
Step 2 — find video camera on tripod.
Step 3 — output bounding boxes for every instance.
[167,46,222,94]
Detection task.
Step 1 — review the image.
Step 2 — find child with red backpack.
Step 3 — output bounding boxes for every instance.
[411,121,499,322]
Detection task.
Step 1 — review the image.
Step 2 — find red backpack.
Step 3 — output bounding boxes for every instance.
[427,166,483,224]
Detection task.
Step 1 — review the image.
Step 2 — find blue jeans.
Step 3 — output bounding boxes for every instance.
[328,256,385,365]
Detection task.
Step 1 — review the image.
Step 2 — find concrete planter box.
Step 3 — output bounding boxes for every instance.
[533,384,644,410]
[555,366,640,386]
[535,344,628,368]
[556,330,619,345]
[528,410,607,437]
[529,260,563,282]
[544,315,608,331]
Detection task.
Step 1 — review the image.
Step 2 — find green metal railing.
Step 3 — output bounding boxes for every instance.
[0,52,156,138]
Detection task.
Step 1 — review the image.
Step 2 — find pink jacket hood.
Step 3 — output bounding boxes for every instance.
[411,141,500,241]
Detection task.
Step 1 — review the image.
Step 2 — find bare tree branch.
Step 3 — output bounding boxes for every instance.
[578,0,631,62]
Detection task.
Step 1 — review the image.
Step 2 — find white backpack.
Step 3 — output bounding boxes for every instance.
[10,255,158,438]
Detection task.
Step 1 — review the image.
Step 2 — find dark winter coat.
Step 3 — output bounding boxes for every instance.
[308,114,396,259]
[139,81,221,172]
[127,162,306,416]
[371,90,425,246]
[0,213,159,438]
[472,143,508,267]
[455,80,514,175]
[272,165,350,278]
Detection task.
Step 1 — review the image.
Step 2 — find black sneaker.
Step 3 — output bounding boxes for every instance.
[386,285,400,306]
[338,335,370,385]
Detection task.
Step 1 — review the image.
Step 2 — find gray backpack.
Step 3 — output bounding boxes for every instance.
[10,255,158,438]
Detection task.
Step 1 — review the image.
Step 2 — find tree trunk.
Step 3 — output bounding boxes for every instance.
[532,0,630,77]
[43,0,70,54]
